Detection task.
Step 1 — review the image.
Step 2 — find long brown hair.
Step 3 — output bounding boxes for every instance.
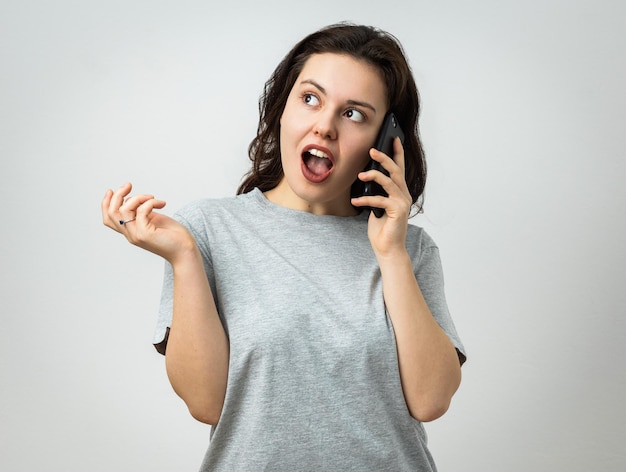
[237,23,427,213]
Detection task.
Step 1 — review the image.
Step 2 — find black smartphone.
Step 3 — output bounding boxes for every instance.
[361,112,405,217]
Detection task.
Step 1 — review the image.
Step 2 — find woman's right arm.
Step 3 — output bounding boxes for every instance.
[166,248,229,425]
[102,183,229,425]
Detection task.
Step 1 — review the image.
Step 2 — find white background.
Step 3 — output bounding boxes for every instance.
[1,0,624,470]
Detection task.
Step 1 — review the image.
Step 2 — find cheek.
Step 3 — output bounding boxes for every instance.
[345,138,374,170]
[280,106,306,143]
[279,119,302,169]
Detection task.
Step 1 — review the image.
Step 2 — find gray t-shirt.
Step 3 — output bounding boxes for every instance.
[155,188,466,471]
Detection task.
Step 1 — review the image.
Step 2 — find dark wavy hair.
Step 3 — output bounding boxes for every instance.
[237,23,427,213]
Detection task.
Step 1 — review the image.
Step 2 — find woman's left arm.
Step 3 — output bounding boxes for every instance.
[377,250,461,422]
[352,138,461,422]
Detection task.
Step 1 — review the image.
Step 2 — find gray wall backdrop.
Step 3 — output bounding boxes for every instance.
[1,0,624,470]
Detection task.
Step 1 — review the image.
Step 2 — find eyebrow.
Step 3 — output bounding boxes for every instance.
[300,79,378,113]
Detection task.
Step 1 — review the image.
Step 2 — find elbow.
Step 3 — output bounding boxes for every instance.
[409,363,462,422]
[406,375,460,422]
[408,397,451,423]
[168,375,225,425]
[187,404,222,425]
[184,396,224,425]
[165,358,228,426]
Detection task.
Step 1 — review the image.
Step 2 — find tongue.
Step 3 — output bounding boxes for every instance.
[304,154,332,175]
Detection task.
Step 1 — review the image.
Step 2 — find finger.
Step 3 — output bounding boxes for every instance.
[105,183,132,225]
[373,137,405,174]
[101,189,117,229]
[351,168,392,209]
[118,195,156,229]
[119,195,157,227]
[353,190,410,219]
[135,198,167,224]
[122,193,156,212]
[351,194,388,212]
[130,199,166,237]
[392,136,406,173]
[110,182,132,212]
[358,166,394,193]
[369,150,401,182]
[353,161,411,216]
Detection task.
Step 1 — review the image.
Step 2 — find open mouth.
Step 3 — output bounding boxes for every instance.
[301,147,334,183]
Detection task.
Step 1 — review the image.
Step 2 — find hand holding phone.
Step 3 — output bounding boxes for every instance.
[361,112,405,217]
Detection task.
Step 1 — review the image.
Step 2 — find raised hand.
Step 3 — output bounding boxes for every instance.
[101,182,197,264]
[352,137,412,258]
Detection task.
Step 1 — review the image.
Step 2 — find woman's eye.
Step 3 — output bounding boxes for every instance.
[345,109,365,123]
[303,93,320,106]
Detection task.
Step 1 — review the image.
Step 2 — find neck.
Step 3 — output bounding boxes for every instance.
[263,180,358,217]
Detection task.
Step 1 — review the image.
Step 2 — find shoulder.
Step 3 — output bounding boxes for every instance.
[174,189,261,225]
[406,223,438,255]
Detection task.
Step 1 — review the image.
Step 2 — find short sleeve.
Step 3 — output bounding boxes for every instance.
[153,261,174,355]
[151,206,216,355]
[414,236,467,366]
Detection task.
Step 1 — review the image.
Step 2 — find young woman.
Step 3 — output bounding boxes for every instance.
[102,23,466,471]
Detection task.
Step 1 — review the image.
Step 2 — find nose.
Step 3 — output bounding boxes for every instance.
[313,112,337,140]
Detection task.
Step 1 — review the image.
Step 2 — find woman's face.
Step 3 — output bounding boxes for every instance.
[267,52,388,216]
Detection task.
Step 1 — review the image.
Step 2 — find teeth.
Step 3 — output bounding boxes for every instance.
[308,148,329,159]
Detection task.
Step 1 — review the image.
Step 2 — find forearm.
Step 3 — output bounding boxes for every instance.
[379,251,461,422]
[165,248,229,425]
